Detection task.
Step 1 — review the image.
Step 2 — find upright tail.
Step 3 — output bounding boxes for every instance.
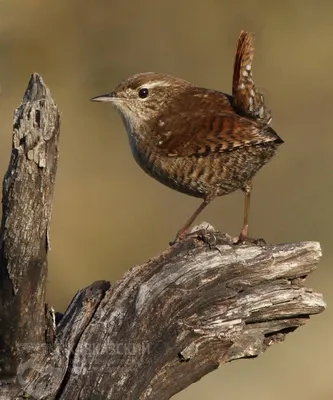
[232,31,272,125]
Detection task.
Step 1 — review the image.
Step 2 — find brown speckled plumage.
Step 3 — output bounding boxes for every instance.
[91,31,284,243]
[132,108,281,199]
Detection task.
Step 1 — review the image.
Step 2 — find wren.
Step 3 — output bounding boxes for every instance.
[91,32,283,244]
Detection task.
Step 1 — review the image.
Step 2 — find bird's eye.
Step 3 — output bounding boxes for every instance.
[138,88,149,99]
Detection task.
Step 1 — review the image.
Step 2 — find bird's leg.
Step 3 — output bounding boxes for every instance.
[235,181,266,246]
[238,180,252,241]
[171,195,215,245]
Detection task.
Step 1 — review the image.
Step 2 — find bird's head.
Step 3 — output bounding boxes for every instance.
[91,72,192,127]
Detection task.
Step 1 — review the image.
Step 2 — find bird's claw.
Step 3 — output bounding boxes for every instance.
[233,235,266,248]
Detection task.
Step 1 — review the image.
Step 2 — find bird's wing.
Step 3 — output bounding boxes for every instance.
[154,111,283,157]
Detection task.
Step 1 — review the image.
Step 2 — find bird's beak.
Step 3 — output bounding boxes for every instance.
[90,92,118,102]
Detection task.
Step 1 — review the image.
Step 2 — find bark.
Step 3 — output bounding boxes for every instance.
[0,74,326,400]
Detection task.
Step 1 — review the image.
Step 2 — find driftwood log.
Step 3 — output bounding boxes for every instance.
[0,75,326,400]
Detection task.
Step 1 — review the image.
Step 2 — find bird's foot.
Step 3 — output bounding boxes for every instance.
[233,234,266,247]
[233,224,266,247]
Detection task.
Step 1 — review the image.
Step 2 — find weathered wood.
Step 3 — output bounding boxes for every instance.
[53,230,324,400]
[0,73,60,387]
[0,74,326,400]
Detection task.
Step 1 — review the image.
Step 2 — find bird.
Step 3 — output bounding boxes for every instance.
[91,33,283,244]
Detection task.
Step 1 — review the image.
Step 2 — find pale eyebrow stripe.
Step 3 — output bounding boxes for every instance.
[139,80,172,90]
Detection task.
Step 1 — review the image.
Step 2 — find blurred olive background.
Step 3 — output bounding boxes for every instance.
[0,0,332,399]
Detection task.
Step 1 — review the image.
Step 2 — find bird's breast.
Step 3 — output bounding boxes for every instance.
[126,132,230,198]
